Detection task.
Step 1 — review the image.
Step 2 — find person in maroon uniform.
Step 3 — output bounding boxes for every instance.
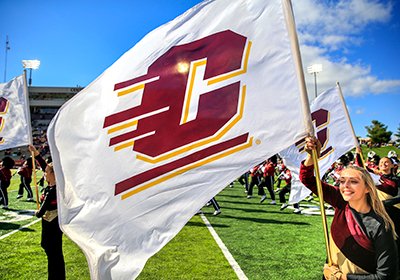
[356,148,400,266]
[31,145,65,280]
[277,165,301,214]
[16,158,34,201]
[260,156,277,204]
[0,157,15,209]
[302,137,398,280]
[247,162,266,200]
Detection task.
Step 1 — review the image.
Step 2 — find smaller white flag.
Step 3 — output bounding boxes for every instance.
[0,75,32,151]
[279,85,356,204]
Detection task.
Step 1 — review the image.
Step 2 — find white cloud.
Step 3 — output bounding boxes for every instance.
[292,0,400,97]
[356,108,365,114]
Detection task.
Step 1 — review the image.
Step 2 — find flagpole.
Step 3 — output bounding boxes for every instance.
[336,82,366,166]
[282,0,332,265]
[22,70,39,209]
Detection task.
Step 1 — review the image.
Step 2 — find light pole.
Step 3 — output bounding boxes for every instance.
[22,59,41,86]
[3,35,10,82]
[307,64,322,98]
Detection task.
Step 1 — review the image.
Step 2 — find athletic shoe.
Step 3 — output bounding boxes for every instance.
[274,188,281,193]
[280,203,288,210]
[205,201,212,207]
[16,195,23,199]
[213,210,221,216]
[270,200,276,205]
[2,206,9,210]
[260,195,267,203]
[26,198,35,202]
[293,208,302,214]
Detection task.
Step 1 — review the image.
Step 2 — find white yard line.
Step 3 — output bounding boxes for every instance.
[200,214,248,280]
[0,218,41,240]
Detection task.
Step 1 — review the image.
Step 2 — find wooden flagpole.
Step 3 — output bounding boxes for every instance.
[283,0,332,265]
[336,82,366,167]
[22,70,39,209]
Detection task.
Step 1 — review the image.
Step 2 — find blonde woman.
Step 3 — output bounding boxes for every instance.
[301,137,398,280]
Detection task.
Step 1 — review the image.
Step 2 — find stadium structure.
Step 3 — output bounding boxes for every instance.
[1,86,83,163]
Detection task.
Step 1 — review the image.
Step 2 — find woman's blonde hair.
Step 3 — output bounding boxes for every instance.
[346,165,397,239]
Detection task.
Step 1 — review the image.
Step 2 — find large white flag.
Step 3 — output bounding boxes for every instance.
[0,75,32,151]
[280,85,356,203]
[48,0,311,279]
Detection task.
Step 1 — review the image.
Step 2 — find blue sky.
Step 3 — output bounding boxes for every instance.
[0,0,399,138]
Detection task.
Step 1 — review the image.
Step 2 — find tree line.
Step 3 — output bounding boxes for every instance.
[365,120,400,146]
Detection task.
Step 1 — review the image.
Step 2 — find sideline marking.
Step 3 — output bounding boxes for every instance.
[0,218,41,240]
[200,214,248,280]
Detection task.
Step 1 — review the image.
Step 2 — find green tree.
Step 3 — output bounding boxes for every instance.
[365,120,392,146]
[395,123,400,146]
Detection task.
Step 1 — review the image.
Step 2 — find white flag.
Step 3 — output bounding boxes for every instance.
[0,75,32,151]
[280,86,356,204]
[47,0,310,279]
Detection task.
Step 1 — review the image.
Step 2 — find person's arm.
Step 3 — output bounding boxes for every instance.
[28,145,47,171]
[299,137,343,208]
[35,188,52,218]
[354,147,365,168]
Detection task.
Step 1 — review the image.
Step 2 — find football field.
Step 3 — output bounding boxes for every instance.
[0,176,329,280]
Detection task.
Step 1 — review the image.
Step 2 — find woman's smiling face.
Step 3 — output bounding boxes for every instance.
[379,157,393,174]
[339,168,369,203]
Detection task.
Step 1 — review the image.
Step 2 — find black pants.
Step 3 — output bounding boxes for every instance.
[18,177,33,198]
[0,183,8,207]
[278,184,299,208]
[41,218,65,280]
[247,176,265,196]
[238,172,249,192]
[262,175,275,200]
[279,185,290,203]
[210,198,220,211]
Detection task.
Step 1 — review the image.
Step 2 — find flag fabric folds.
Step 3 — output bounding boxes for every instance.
[279,85,356,204]
[47,0,310,279]
[0,75,32,151]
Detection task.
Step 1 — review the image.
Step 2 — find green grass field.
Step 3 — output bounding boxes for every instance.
[0,145,398,279]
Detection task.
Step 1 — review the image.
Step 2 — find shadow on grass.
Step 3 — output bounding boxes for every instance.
[0,222,32,231]
[218,214,310,226]
[217,193,247,199]
[221,206,268,214]
[216,199,259,205]
[186,220,230,228]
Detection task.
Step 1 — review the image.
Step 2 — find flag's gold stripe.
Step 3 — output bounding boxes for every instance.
[207,40,252,86]
[117,84,145,97]
[114,140,134,151]
[108,120,138,134]
[121,137,253,200]
[181,59,207,124]
[136,85,246,164]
